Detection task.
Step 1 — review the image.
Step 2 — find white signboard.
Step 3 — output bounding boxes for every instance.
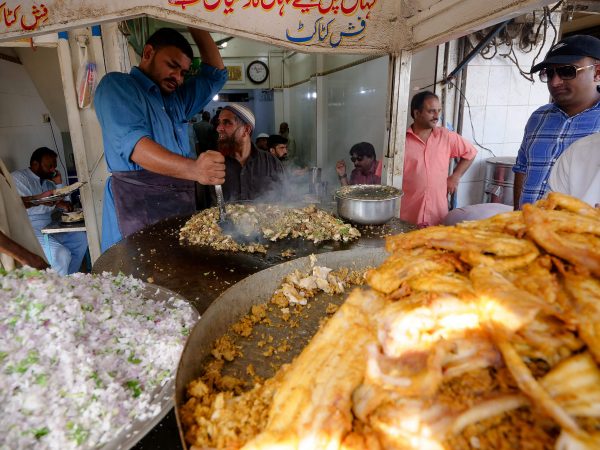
[0,0,553,53]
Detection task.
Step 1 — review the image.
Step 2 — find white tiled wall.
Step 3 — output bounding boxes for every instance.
[320,56,389,190]
[456,32,557,207]
[0,59,65,172]
[288,78,317,168]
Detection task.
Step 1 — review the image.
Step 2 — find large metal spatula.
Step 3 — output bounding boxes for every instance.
[214,185,263,244]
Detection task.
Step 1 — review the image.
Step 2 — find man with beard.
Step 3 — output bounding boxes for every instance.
[513,35,600,208]
[95,27,227,251]
[267,134,288,161]
[402,91,477,227]
[11,147,87,274]
[255,133,270,151]
[217,104,285,202]
[279,122,300,165]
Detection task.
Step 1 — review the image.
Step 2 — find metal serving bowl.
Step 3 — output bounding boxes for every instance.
[335,184,403,225]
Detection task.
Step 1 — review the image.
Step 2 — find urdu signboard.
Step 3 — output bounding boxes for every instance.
[0,0,553,53]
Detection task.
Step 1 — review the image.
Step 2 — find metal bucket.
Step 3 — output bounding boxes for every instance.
[483,156,516,206]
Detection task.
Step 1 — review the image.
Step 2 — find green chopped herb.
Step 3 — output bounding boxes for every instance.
[127,353,142,364]
[68,424,89,445]
[35,373,47,386]
[33,427,50,439]
[125,379,142,398]
[90,371,103,388]
[16,350,39,374]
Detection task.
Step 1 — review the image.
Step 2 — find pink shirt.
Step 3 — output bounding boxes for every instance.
[349,159,382,185]
[401,126,477,226]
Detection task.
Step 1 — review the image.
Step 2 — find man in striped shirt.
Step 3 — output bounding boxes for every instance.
[513,35,600,208]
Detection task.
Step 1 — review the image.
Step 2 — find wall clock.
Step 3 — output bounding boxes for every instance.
[247,60,269,84]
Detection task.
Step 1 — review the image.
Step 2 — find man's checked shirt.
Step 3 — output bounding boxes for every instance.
[513,100,600,208]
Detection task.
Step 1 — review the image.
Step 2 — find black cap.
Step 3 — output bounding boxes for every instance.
[531,35,600,73]
[267,134,287,148]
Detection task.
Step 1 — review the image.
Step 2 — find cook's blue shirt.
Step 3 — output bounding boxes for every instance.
[95,64,227,251]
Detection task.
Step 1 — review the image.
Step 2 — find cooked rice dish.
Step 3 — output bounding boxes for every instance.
[180,193,600,449]
[0,269,196,449]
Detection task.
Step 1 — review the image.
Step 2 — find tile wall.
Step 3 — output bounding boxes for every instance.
[456,29,558,207]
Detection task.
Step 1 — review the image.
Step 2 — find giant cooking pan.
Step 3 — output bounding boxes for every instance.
[174,247,388,449]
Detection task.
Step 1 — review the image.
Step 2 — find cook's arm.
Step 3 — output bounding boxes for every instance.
[0,231,48,270]
[513,172,525,210]
[131,137,225,185]
[188,28,225,70]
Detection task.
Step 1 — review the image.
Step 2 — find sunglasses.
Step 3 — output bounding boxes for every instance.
[350,155,364,163]
[539,63,598,82]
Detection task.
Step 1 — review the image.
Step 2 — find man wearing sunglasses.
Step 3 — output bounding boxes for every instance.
[513,34,600,209]
[335,142,382,186]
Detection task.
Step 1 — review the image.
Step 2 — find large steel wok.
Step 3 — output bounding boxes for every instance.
[174,247,388,449]
[92,211,414,450]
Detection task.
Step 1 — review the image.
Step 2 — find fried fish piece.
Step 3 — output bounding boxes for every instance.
[523,204,600,277]
[386,226,539,262]
[562,271,600,364]
[242,289,386,450]
[366,250,466,295]
[544,192,600,220]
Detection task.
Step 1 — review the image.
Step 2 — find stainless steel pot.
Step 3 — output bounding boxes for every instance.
[335,184,403,225]
[482,156,516,206]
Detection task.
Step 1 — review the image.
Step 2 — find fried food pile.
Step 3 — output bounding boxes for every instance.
[179,204,361,254]
[180,193,600,449]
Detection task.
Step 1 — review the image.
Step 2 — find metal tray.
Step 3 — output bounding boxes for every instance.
[174,248,387,449]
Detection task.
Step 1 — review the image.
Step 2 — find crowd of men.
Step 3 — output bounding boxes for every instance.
[1,28,599,273]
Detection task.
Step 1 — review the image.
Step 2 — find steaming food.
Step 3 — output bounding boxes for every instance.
[179,204,360,253]
[180,193,600,449]
[0,269,196,450]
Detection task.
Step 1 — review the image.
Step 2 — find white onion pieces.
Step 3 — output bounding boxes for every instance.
[0,268,196,449]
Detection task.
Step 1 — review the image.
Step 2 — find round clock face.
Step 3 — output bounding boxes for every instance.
[247,60,269,84]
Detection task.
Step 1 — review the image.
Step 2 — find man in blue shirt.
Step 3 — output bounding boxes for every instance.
[12,147,87,275]
[95,27,227,251]
[513,35,600,208]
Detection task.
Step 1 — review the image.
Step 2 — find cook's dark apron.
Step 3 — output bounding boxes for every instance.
[111,170,195,239]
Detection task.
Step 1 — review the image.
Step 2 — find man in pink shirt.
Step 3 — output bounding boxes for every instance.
[336,142,383,186]
[402,91,477,226]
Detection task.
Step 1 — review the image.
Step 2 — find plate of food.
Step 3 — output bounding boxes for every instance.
[61,210,85,224]
[0,269,199,450]
[30,182,86,205]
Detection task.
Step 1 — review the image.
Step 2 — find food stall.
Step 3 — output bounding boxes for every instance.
[0,0,571,449]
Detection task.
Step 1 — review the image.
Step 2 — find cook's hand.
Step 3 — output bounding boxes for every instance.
[447,174,460,195]
[335,160,346,177]
[196,150,225,185]
[51,170,63,185]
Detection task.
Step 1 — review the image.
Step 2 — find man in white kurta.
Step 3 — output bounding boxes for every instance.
[0,158,47,271]
[549,132,600,207]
